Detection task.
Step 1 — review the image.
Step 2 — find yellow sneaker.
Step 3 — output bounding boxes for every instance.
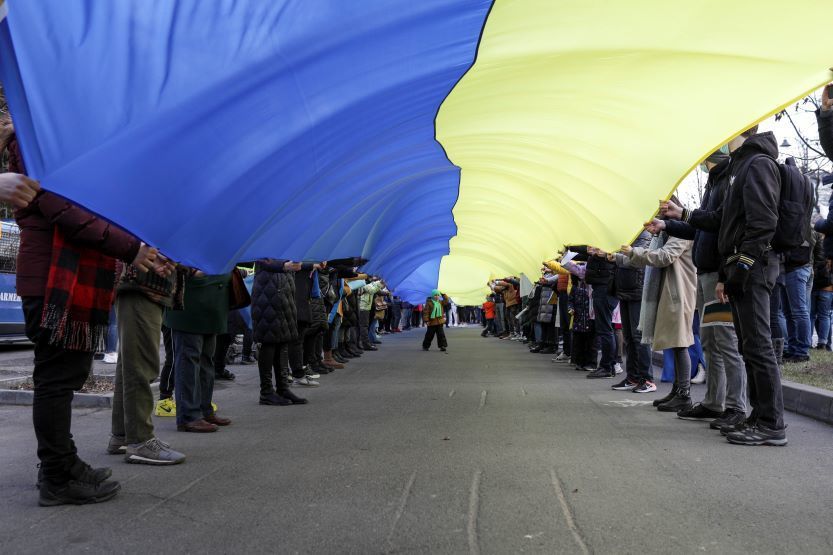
[155,398,176,417]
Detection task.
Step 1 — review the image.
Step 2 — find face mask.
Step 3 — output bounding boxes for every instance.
[718,144,730,155]
[699,163,709,173]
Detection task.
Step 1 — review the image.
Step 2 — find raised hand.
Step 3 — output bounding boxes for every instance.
[644,218,666,235]
[131,243,158,273]
[0,172,40,208]
[660,199,683,220]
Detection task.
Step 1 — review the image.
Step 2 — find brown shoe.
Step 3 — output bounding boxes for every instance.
[204,414,231,426]
[323,351,345,369]
[177,419,218,433]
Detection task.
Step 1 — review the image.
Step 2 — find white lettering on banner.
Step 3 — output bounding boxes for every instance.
[0,292,21,303]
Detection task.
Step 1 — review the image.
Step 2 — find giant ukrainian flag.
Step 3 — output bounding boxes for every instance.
[0,0,830,304]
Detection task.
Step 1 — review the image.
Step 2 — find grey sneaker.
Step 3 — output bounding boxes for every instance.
[107,435,127,455]
[125,438,186,465]
[292,376,320,387]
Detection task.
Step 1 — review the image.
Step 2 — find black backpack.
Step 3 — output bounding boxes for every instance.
[740,155,813,253]
[773,157,814,253]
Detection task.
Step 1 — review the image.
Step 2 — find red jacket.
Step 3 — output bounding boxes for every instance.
[482,301,495,319]
[557,273,570,294]
[9,139,141,297]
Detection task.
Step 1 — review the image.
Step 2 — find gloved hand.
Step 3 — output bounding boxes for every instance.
[724,260,751,299]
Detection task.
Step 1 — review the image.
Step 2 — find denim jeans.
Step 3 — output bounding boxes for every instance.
[783,265,812,357]
[495,304,506,334]
[534,322,544,343]
[369,318,379,342]
[810,290,833,347]
[105,306,118,353]
[173,331,217,426]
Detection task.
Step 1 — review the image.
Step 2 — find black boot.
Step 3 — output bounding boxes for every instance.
[279,388,308,405]
[653,385,679,407]
[333,351,348,364]
[657,388,692,412]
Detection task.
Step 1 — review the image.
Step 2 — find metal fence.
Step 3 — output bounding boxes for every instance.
[0,221,20,273]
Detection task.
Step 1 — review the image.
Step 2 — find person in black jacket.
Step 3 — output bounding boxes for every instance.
[610,230,655,393]
[250,259,309,405]
[812,85,833,258]
[649,151,748,429]
[810,230,833,350]
[663,127,786,447]
[580,247,618,378]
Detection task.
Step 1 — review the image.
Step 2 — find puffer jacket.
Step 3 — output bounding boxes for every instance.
[251,259,299,344]
[536,286,555,323]
[613,231,650,301]
[309,272,328,330]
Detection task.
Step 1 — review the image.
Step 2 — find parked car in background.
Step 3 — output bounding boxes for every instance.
[0,221,28,343]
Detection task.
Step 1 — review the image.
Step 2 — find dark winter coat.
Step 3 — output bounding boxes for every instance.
[812,109,833,259]
[251,260,298,344]
[688,132,781,266]
[308,272,328,330]
[293,265,316,323]
[812,231,831,290]
[585,255,615,287]
[9,139,140,297]
[536,286,555,324]
[612,231,650,301]
[664,158,731,274]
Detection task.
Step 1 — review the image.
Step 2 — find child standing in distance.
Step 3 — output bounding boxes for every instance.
[422,289,450,351]
[481,295,496,337]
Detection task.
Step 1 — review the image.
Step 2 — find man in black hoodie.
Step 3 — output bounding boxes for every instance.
[812,84,833,258]
[664,126,786,447]
[649,150,748,430]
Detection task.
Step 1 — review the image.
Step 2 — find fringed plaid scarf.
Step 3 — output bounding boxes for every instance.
[41,228,117,351]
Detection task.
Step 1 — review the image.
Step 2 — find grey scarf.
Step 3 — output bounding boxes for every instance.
[638,232,667,344]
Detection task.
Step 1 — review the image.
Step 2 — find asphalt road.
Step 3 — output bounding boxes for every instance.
[1,327,832,554]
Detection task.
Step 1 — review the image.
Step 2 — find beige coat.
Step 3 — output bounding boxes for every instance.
[626,236,696,351]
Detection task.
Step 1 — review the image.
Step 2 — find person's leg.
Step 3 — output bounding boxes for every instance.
[423,325,436,349]
[290,322,308,377]
[819,291,833,348]
[784,266,812,358]
[24,297,96,483]
[258,342,277,395]
[159,325,175,399]
[199,334,217,419]
[242,327,254,359]
[697,273,726,413]
[592,286,616,372]
[495,304,505,335]
[213,333,233,377]
[436,325,448,349]
[115,293,164,445]
[105,305,118,356]
[673,347,692,390]
[534,322,543,344]
[173,331,204,426]
[733,254,783,432]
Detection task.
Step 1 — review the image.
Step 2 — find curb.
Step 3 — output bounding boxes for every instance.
[781,380,833,426]
[0,379,159,409]
[651,352,833,426]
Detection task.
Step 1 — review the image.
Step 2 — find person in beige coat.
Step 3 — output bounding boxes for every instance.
[619,231,697,412]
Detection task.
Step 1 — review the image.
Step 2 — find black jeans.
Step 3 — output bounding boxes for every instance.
[160,325,174,399]
[258,342,291,394]
[591,284,618,371]
[213,333,234,375]
[731,251,784,430]
[571,331,596,368]
[23,296,94,483]
[620,299,653,382]
[423,325,447,349]
[558,291,572,355]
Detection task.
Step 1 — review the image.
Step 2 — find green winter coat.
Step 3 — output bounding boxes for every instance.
[164,273,231,335]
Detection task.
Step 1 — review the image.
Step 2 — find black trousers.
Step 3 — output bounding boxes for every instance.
[732,251,784,430]
[423,324,447,349]
[160,325,174,399]
[620,299,653,382]
[23,296,94,483]
[213,333,234,375]
[290,322,319,377]
[571,331,596,368]
[258,342,291,394]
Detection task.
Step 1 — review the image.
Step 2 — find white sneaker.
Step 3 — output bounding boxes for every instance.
[614,363,624,375]
[691,364,707,384]
[555,353,569,362]
[292,376,320,387]
[103,352,118,364]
